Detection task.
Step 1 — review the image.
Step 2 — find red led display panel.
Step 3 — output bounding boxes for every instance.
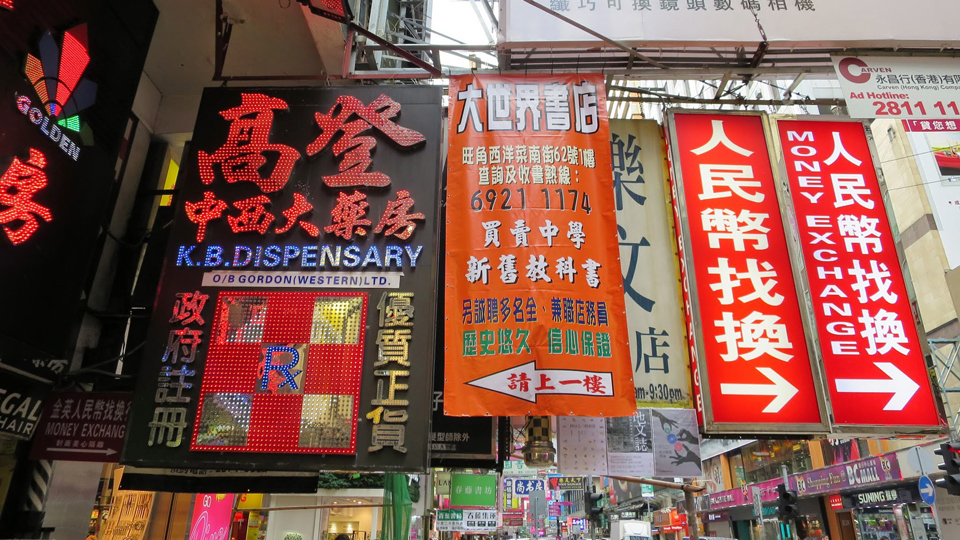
[0,0,12,10]
[191,291,368,454]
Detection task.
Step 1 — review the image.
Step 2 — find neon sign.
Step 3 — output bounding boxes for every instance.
[0,148,52,245]
[14,24,97,161]
[0,0,13,10]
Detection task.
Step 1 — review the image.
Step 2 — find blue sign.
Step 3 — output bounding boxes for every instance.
[514,479,545,495]
[919,475,936,505]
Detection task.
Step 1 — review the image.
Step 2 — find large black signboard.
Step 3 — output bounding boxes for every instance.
[123,86,442,472]
[0,1,158,375]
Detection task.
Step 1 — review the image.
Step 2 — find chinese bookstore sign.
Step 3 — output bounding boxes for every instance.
[444,73,634,417]
[667,112,826,432]
[610,119,691,408]
[450,474,498,508]
[123,86,442,472]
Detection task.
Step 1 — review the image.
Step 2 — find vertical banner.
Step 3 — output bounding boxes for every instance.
[775,119,941,429]
[123,86,442,471]
[667,111,826,432]
[444,73,634,416]
[609,119,692,408]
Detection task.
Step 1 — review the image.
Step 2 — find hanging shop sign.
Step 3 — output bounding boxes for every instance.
[774,118,941,430]
[548,476,584,491]
[610,119,692,409]
[438,509,498,532]
[451,474,498,508]
[556,409,702,479]
[122,86,442,472]
[444,73,634,417]
[0,3,157,375]
[502,0,960,48]
[667,111,827,433]
[832,55,960,120]
[0,371,46,440]
[30,391,131,462]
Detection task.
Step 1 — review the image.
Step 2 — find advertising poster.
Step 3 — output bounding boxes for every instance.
[189,493,236,540]
[557,410,701,478]
[123,86,443,472]
[650,408,701,478]
[832,55,960,119]
[667,111,826,432]
[444,73,635,417]
[775,119,940,428]
[609,119,691,409]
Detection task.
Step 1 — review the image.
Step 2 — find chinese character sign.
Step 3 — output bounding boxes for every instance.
[776,119,940,427]
[668,112,823,429]
[444,73,634,417]
[124,86,442,472]
[610,119,692,408]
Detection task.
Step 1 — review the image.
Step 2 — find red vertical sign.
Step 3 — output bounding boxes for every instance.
[777,119,941,427]
[669,112,823,427]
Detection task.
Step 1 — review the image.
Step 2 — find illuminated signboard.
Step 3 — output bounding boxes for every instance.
[667,111,828,434]
[0,0,12,10]
[775,119,941,430]
[123,86,442,472]
[0,2,157,377]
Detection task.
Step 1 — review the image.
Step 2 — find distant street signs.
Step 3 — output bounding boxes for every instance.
[515,479,546,495]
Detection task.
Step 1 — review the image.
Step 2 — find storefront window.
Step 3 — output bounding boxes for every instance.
[822,439,874,466]
[738,440,812,484]
[855,508,902,540]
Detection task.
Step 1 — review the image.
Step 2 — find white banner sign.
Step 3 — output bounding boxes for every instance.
[201,270,401,288]
[833,55,960,119]
[611,119,691,408]
[502,0,960,47]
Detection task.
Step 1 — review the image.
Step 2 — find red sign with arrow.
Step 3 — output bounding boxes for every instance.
[776,119,941,428]
[669,112,824,429]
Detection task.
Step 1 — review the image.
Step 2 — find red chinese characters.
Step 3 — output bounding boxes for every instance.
[777,120,940,427]
[671,113,822,426]
[307,94,426,188]
[186,92,428,243]
[0,148,52,245]
[197,93,301,194]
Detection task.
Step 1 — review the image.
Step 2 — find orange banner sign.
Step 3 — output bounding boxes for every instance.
[443,73,635,416]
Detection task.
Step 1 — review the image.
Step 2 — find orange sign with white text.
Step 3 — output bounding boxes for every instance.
[443,73,635,417]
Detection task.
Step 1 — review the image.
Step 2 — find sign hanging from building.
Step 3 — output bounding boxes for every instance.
[666,111,827,434]
[30,391,131,462]
[832,55,960,120]
[0,371,46,440]
[0,1,157,379]
[774,118,941,429]
[122,86,442,472]
[502,0,960,49]
[610,119,692,409]
[444,73,635,417]
[450,473,498,508]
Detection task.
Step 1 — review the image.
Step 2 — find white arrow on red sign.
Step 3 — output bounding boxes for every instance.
[835,362,919,411]
[719,367,799,413]
[466,361,614,402]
